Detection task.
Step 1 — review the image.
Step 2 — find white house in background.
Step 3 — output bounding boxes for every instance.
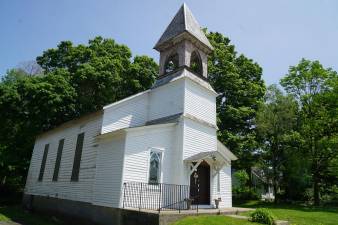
[23,3,237,224]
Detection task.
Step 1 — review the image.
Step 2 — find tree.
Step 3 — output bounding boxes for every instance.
[206,31,266,174]
[0,69,77,187]
[36,36,158,115]
[281,58,338,205]
[0,37,158,190]
[256,85,299,202]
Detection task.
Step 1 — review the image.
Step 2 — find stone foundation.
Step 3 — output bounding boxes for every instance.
[22,194,159,225]
[22,194,248,225]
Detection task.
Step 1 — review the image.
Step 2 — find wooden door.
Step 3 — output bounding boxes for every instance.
[190,161,210,204]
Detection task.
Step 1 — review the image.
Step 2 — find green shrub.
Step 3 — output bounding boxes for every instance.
[233,170,260,201]
[250,208,276,225]
[233,187,260,201]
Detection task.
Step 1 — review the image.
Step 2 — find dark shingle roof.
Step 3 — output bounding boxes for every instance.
[154,3,213,51]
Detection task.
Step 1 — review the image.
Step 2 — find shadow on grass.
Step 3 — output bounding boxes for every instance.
[234,200,338,214]
[0,205,65,225]
[234,200,338,225]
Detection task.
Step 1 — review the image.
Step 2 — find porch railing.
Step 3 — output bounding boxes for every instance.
[122,182,199,213]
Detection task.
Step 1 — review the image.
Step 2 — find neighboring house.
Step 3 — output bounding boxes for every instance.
[251,167,275,201]
[23,3,237,225]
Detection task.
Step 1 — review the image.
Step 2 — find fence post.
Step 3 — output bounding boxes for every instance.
[158,183,162,213]
[179,185,181,213]
[123,182,126,208]
[139,182,143,212]
[197,183,199,214]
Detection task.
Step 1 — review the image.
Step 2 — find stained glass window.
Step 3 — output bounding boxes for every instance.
[148,151,162,184]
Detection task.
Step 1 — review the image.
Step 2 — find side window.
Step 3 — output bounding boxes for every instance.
[190,51,202,75]
[71,133,85,181]
[52,139,64,181]
[148,150,162,184]
[38,144,49,181]
[164,53,179,74]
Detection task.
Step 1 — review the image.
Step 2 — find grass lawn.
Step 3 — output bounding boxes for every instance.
[173,201,338,225]
[1,201,337,225]
[236,200,338,225]
[0,205,64,225]
[171,215,260,225]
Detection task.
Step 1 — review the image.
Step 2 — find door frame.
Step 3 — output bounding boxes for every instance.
[189,160,211,205]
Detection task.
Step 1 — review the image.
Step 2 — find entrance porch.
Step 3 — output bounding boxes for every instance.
[122,143,237,212]
[184,146,236,208]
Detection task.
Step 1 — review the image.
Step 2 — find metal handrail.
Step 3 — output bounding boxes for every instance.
[122,181,200,214]
[159,194,199,213]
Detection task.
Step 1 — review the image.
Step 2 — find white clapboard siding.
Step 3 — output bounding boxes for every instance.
[122,125,175,184]
[184,78,216,126]
[210,166,232,208]
[24,114,102,203]
[183,118,217,159]
[122,124,180,209]
[92,135,125,207]
[101,92,149,134]
[148,79,185,121]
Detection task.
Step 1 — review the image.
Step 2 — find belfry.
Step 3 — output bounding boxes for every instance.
[154,3,213,79]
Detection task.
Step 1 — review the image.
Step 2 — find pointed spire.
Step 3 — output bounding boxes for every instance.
[154,3,213,52]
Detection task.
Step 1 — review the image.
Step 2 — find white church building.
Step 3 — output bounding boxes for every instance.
[23,4,237,225]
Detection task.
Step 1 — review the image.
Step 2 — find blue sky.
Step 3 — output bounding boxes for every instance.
[1,0,337,85]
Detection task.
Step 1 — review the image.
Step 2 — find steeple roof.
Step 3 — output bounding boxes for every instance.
[154,3,213,52]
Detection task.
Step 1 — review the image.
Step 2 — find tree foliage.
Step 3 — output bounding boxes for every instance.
[207,31,266,172]
[36,36,158,115]
[0,37,158,188]
[0,69,77,187]
[256,85,300,202]
[280,58,338,205]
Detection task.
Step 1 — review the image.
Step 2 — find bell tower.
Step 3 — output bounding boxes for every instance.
[154,3,213,79]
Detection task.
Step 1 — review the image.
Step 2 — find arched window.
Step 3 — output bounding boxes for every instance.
[148,150,162,184]
[164,53,179,74]
[190,51,203,75]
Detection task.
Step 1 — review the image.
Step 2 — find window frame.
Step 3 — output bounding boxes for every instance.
[38,144,49,182]
[147,148,164,185]
[71,132,85,182]
[52,138,65,182]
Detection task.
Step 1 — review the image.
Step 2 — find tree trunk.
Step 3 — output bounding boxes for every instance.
[1,175,6,185]
[312,137,320,206]
[313,174,320,206]
[273,181,278,204]
[272,166,278,204]
[246,167,253,188]
[272,143,278,204]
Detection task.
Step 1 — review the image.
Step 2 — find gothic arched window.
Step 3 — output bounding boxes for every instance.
[190,51,203,75]
[164,53,179,74]
[148,150,162,184]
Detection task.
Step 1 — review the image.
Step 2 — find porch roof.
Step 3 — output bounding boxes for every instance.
[184,151,221,162]
[184,141,237,163]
